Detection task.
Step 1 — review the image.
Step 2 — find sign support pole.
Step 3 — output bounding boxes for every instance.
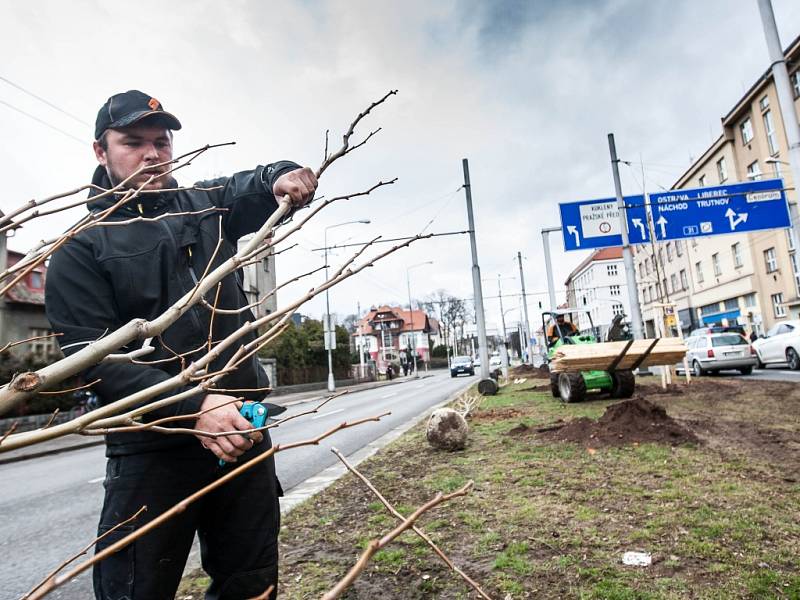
[541,226,559,312]
[758,0,800,297]
[608,133,645,340]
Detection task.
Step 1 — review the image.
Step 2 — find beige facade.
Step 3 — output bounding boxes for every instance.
[634,34,800,336]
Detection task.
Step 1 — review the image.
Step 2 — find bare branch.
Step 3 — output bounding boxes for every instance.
[0,422,18,445]
[321,480,475,600]
[41,409,60,430]
[29,414,389,599]
[0,332,62,354]
[331,448,491,599]
[317,90,397,178]
[22,506,147,600]
[38,379,101,396]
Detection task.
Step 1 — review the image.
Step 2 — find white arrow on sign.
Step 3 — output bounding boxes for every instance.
[656,215,668,238]
[567,225,580,247]
[631,218,646,239]
[725,208,748,230]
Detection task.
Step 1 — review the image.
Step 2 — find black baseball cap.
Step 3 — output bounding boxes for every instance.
[95,90,182,140]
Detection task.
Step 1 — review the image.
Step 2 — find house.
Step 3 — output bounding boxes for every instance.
[0,236,56,358]
[353,305,434,370]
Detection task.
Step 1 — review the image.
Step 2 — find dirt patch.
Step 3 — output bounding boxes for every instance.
[510,363,549,377]
[473,406,526,422]
[540,396,700,447]
[520,384,550,392]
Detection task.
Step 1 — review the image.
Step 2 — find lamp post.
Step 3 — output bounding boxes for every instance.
[324,219,370,392]
[406,260,434,377]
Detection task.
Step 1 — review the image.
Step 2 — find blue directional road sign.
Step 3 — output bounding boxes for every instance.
[648,178,789,241]
[559,195,649,251]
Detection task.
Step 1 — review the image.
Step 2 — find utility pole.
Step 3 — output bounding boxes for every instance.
[517,251,533,363]
[462,159,491,385]
[497,275,507,346]
[758,0,800,284]
[608,133,645,339]
[357,300,365,379]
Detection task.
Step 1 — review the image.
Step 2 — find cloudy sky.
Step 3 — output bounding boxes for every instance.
[2,0,800,334]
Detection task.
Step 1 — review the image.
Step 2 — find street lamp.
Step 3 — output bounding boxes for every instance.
[324,219,370,392]
[406,261,434,378]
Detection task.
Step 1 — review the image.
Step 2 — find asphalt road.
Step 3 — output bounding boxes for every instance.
[0,370,472,600]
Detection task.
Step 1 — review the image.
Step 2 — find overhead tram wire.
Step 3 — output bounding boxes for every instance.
[0,75,91,126]
[0,99,88,146]
[310,229,470,251]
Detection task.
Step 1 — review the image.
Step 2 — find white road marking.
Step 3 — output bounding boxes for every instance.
[380,392,398,399]
[311,408,345,420]
[87,476,105,484]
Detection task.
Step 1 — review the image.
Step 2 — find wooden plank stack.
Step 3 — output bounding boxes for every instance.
[550,338,687,372]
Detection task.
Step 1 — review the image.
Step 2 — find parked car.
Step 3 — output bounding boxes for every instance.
[751,319,800,369]
[681,332,757,376]
[489,355,503,369]
[450,356,475,378]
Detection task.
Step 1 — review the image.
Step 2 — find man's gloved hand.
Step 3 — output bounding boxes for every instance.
[195,394,264,463]
[273,167,318,208]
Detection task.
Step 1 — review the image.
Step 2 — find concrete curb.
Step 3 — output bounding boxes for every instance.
[277,374,435,408]
[278,378,474,515]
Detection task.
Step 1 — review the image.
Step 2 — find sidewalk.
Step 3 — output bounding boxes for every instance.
[0,373,436,466]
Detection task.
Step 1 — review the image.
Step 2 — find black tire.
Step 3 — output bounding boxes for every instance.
[787,348,800,371]
[692,360,705,377]
[450,373,456,378]
[469,369,475,376]
[738,366,753,375]
[610,369,635,398]
[558,372,586,403]
[550,372,560,398]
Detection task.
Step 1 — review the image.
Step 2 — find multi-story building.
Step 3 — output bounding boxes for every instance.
[237,236,277,320]
[564,247,630,337]
[635,33,800,336]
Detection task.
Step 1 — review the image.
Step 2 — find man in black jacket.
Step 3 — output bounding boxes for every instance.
[45,90,317,600]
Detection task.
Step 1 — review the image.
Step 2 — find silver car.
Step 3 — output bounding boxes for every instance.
[684,333,757,376]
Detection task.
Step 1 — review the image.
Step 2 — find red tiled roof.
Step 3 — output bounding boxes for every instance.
[353,305,432,336]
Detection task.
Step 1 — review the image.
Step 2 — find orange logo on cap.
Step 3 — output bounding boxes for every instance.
[148,98,161,110]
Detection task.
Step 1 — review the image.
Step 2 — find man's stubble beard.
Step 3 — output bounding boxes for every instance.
[105,161,177,191]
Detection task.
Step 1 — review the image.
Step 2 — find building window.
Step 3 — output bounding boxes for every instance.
[764,247,778,273]
[648,285,654,301]
[724,297,739,311]
[639,262,645,279]
[717,157,728,183]
[787,229,796,252]
[712,253,721,276]
[700,303,720,317]
[666,242,673,261]
[262,257,270,273]
[793,71,800,98]
[612,303,625,316]
[29,271,44,289]
[763,110,778,155]
[740,117,753,144]
[656,282,662,299]
[29,328,56,357]
[732,243,742,268]
[670,273,678,292]
[645,258,651,275]
[747,160,762,181]
[759,95,769,111]
[607,264,618,277]
[643,287,650,303]
[744,293,756,308]
[699,174,706,187]
[610,284,621,296]
[675,240,683,256]
[696,261,704,283]
[680,269,688,290]
[772,293,786,318]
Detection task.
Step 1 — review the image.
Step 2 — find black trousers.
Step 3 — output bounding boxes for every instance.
[93,436,282,600]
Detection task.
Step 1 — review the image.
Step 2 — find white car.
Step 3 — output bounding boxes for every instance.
[752,319,800,369]
[489,356,503,369]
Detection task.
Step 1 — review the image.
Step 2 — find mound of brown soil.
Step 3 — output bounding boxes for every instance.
[539,397,699,447]
[510,363,549,377]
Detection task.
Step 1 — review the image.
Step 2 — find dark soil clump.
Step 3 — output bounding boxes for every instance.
[510,363,549,377]
[540,396,700,447]
[520,384,550,392]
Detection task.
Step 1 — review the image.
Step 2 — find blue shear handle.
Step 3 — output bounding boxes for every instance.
[219,402,268,466]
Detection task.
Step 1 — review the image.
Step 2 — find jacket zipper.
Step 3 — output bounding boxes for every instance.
[159,219,205,337]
